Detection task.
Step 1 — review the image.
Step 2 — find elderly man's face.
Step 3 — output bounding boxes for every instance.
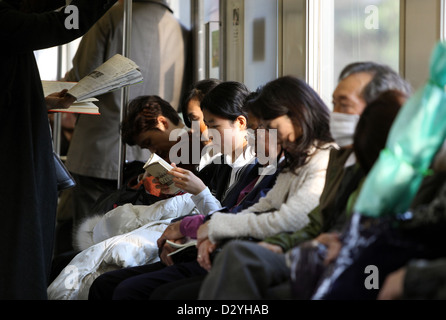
[332,72,374,116]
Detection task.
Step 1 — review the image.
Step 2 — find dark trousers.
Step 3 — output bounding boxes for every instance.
[88,260,207,300]
[149,275,207,300]
[199,240,292,300]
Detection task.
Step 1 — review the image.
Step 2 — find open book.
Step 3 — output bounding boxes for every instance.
[166,240,198,257]
[43,81,100,114]
[143,153,181,195]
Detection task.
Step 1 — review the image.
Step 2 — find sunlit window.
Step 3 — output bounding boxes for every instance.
[334,0,400,80]
[35,39,81,81]
[204,0,220,79]
[312,0,400,107]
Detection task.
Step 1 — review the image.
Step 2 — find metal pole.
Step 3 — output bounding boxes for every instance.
[118,0,133,189]
[219,0,227,80]
[53,45,64,156]
[191,0,206,82]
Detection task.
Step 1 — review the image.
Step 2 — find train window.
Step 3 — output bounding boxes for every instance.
[35,47,60,81]
[243,0,279,90]
[35,39,81,81]
[204,0,220,79]
[223,0,279,90]
[35,1,191,82]
[333,0,400,80]
[168,0,191,30]
[314,0,401,107]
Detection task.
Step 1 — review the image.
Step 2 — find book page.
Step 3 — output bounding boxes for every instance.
[67,54,143,101]
[166,240,197,256]
[48,102,100,115]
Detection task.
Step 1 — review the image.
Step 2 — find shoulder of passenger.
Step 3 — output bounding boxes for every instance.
[309,142,338,161]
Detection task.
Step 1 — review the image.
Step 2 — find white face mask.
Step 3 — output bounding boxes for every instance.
[330,112,360,148]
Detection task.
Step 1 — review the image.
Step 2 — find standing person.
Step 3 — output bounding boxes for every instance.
[57,0,190,253]
[0,0,118,300]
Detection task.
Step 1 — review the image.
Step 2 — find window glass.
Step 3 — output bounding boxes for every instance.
[204,0,220,79]
[318,0,400,107]
[167,0,191,29]
[35,39,81,81]
[204,0,219,22]
[35,47,59,81]
[244,0,278,91]
[333,0,400,81]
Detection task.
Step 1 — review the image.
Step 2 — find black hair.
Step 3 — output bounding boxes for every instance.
[120,95,181,146]
[354,90,406,173]
[247,76,334,172]
[180,79,222,128]
[200,81,250,121]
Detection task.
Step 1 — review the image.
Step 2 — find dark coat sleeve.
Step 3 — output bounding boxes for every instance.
[0,0,117,53]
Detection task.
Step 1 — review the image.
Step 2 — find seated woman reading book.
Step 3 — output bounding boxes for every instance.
[48,81,259,300]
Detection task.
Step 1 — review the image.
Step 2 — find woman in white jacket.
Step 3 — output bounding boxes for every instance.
[196,75,337,270]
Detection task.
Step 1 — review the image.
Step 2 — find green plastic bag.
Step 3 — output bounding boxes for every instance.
[354,41,446,217]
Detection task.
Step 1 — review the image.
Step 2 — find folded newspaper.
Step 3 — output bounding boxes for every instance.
[67,54,144,102]
[43,81,100,114]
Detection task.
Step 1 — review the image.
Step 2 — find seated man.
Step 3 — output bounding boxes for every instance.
[50,95,209,283]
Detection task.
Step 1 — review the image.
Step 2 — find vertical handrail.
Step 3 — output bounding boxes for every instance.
[53,45,64,156]
[219,0,227,80]
[118,0,133,189]
[192,0,206,82]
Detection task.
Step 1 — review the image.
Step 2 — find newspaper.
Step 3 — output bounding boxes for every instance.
[67,54,144,102]
[42,80,100,114]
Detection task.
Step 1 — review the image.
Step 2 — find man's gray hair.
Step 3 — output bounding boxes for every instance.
[339,62,412,104]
